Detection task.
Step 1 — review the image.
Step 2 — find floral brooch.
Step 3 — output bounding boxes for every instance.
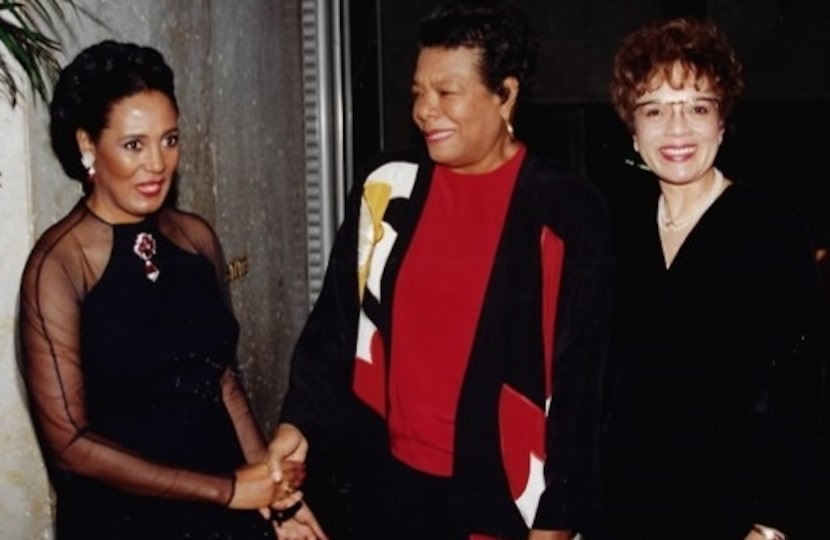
[133,232,160,282]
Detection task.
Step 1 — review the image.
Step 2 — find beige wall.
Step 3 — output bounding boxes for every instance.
[1,1,308,537]
[0,65,54,540]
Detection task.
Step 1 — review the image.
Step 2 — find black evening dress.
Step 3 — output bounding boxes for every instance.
[19,201,275,540]
[601,180,824,540]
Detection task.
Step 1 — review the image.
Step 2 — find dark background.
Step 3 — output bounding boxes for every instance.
[349,0,830,245]
[312,1,830,537]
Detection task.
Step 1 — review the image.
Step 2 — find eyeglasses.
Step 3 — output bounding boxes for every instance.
[633,97,720,127]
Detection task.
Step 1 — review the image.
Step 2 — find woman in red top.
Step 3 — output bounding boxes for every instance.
[267,2,613,539]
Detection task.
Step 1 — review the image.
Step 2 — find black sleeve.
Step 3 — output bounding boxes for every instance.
[278,179,364,452]
[753,205,825,536]
[534,176,613,532]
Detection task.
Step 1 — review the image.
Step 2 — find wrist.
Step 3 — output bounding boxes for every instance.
[272,500,303,525]
[225,475,236,507]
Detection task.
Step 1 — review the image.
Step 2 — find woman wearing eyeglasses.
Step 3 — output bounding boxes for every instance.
[600,17,824,540]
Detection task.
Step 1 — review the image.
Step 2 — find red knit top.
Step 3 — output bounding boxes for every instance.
[388,145,525,476]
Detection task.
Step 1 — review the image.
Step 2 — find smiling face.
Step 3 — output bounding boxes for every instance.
[78,90,180,223]
[632,65,724,187]
[411,46,517,174]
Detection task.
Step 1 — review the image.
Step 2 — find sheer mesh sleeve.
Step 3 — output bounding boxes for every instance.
[18,206,234,505]
[221,368,268,463]
[162,208,232,306]
[162,209,269,462]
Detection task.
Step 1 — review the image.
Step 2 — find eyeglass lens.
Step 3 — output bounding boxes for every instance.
[635,98,719,124]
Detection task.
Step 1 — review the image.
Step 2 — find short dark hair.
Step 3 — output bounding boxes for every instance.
[417,0,538,101]
[49,40,178,184]
[610,17,744,132]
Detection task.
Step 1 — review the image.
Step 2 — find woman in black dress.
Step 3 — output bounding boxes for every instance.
[18,40,312,540]
[601,18,824,540]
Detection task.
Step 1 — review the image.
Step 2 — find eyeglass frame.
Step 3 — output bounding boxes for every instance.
[632,97,722,126]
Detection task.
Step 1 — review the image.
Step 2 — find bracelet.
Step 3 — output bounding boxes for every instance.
[752,524,787,540]
[272,500,303,525]
[225,476,236,507]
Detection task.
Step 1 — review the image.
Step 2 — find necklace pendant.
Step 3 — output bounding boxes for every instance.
[657,168,724,232]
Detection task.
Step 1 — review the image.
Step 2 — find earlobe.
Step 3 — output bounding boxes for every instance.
[499,77,520,133]
[501,76,519,105]
[76,129,93,155]
[633,137,639,153]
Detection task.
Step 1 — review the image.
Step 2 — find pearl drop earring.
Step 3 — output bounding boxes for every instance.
[81,152,96,179]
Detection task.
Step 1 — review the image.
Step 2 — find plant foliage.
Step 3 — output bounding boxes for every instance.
[0,0,77,106]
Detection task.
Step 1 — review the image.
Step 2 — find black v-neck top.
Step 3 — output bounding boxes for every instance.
[602,181,824,537]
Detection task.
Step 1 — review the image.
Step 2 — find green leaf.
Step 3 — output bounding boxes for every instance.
[0,0,78,106]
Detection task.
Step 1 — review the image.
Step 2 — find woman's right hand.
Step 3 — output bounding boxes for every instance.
[228,462,281,510]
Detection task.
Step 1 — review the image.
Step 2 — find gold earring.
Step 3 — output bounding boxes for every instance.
[505,118,515,141]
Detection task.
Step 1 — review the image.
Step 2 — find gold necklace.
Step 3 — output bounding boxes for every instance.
[657,168,724,231]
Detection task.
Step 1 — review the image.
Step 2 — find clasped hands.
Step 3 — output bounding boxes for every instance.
[230,423,327,539]
[230,459,306,516]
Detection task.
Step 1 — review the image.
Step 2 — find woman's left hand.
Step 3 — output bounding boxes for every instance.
[744,525,786,540]
[528,530,573,540]
[273,502,328,540]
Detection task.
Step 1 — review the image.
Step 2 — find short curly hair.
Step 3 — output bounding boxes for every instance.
[417,0,538,102]
[609,17,744,132]
[49,40,178,185]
